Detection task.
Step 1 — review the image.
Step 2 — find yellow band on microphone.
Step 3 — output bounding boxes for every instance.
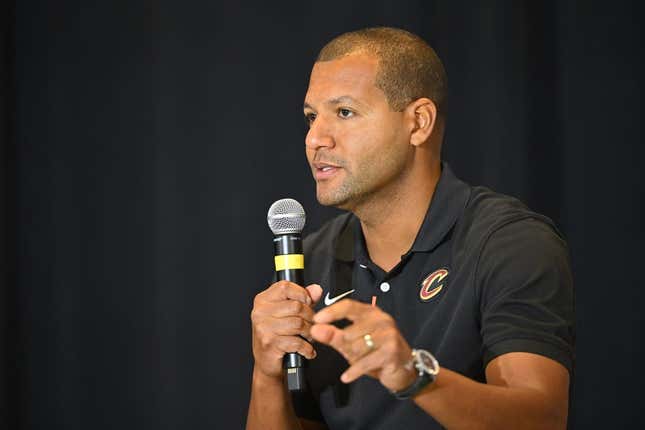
[274,254,304,271]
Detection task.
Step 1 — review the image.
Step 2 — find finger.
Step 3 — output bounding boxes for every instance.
[340,348,385,383]
[340,314,389,343]
[271,316,313,338]
[263,281,312,305]
[310,323,352,358]
[313,299,371,324]
[306,283,323,305]
[262,300,315,321]
[345,330,383,361]
[274,335,317,360]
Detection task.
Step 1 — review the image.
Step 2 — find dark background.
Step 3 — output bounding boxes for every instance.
[1,1,643,429]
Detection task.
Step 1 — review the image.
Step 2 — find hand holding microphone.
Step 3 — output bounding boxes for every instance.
[250,199,321,391]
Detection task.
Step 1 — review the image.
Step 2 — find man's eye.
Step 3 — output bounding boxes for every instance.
[304,113,316,126]
[338,108,354,118]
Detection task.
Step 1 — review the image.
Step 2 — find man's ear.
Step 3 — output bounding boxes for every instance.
[406,98,437,147]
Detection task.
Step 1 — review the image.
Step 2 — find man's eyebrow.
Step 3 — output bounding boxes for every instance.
[328,96,368,109]
[303,96,368,112]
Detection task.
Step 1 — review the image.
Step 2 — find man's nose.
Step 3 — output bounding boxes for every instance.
[305,116,335,150]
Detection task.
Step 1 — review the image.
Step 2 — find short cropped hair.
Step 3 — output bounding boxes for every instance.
[316,27,448,113]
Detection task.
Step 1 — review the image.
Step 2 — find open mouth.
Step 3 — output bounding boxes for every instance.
[313,162,341,180]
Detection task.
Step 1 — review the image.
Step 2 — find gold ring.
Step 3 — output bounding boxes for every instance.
[363,333,375,350]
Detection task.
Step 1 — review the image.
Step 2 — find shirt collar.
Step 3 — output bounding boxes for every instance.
[334,162,471,262]
[409,162,471,253]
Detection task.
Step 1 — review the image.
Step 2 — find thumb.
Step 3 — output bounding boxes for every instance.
[305,283,323,305]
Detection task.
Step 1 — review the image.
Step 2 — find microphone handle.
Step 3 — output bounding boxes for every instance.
[274,234,307,392]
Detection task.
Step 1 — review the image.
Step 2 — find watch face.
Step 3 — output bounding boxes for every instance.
[415,349,439,375]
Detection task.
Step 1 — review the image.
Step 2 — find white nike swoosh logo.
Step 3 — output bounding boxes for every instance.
[324,289,355,306]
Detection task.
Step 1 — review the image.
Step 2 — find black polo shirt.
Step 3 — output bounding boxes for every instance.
[294,164,575,429]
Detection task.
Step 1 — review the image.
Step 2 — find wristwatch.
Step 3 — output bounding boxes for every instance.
[391,349,440,400]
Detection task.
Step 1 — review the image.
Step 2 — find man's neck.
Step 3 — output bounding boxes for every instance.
[355,163,441,272]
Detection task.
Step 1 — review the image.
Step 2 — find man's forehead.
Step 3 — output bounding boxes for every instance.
[309,53,378,86]
[305,53,382,107]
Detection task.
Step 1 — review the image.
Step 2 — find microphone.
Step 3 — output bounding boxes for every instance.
[267,198,308,392]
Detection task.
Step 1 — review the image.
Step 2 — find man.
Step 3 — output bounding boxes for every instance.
[247,27,574,429]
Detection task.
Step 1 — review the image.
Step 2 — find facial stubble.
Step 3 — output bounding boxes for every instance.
[316,143,411,211]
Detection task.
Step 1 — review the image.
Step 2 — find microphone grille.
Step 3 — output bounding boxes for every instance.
[267,198,306,235]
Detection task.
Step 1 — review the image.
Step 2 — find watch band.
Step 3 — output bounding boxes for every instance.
[392,372,434,400]
[391,370,433,399]
[391,349,439,400]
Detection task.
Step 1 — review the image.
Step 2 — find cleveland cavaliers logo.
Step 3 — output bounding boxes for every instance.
[419,268,449,301]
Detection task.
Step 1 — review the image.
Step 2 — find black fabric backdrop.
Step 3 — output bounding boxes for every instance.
[1,1,643,429]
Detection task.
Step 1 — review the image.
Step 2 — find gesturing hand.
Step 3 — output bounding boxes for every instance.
[311,299,416,392]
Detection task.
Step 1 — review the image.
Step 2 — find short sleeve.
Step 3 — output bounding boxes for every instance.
[477,218,575,373]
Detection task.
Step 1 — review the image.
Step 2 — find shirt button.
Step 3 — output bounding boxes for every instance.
[380,282,391,292]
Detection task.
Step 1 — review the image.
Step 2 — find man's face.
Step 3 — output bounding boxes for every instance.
[303,53,411,210]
